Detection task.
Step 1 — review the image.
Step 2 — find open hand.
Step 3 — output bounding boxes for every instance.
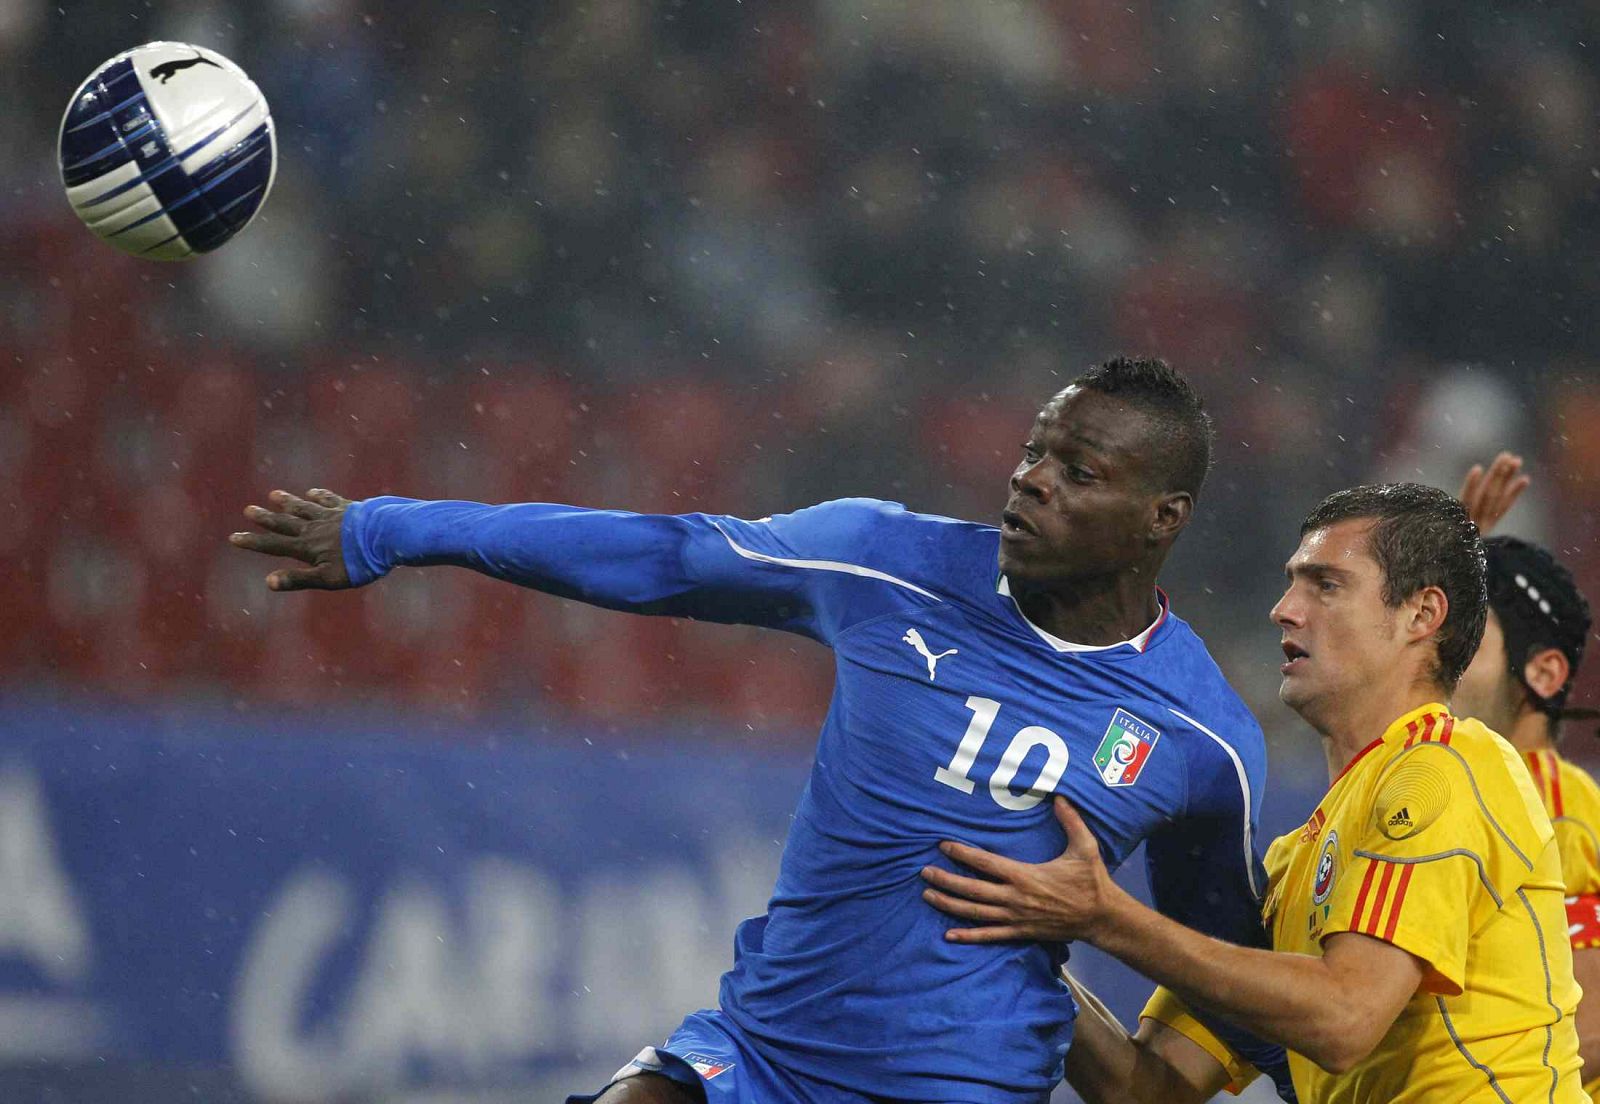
[229,488,355,591]
[921,797,1124,944]
[1457,452,1528,536]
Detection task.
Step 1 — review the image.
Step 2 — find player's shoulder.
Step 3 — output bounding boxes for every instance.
[1367,712,1516,793]
[1555,752,1600,814]
[1150,617,1267,754]
[744,498,999,601]
[1367,712,1550,853]
[777,498,991,546]
[740,498,978,555]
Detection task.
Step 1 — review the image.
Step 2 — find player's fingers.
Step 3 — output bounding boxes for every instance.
[270,489,329,521]
[944,924,1027,944]
[244,503,305,535]
[1505,474,1531,506]
[1054,797,1099,857]
[229,530,309,560]
[921,887,1013,924]
[938,840,1019,880]
[920,864,1013,904]
[1482,453,1519,498]
[1456,464,1483,505]
[267,565,339,592]
[306,487,349,508]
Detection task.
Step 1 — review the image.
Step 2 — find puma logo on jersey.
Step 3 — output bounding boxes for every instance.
[902,628,957,680]
[1386,807,1413,829]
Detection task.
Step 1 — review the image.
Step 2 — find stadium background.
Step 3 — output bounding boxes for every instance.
[2,1,1598,1101]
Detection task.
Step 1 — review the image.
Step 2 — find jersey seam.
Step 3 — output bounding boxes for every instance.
[1436,996,1514,1104]
[1387,742,1533,870]
[1552,816,1600,870]
[711,522,945,602]
[1167,707,1258,899]
[1513,886,1563,1104]
[1352,847,1501,906]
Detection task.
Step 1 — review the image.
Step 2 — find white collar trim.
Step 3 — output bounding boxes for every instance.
[996,575,1164,653]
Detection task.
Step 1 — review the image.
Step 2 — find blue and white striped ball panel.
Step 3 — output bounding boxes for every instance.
[59,42,275,261]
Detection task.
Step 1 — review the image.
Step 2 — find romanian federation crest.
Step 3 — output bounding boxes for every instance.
[1312,830,1339,905]
[1093,709,1161,787]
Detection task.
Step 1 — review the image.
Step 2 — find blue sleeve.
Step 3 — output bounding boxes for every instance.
[341,496,940,644]
[1145,714,1297,1102]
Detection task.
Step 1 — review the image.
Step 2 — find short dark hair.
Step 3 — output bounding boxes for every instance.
[1069,356,1215,499]
[1300,483,1488,690]
[1483,536,1593,717]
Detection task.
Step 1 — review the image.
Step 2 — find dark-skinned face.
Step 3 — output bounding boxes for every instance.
[998,387,1179,589]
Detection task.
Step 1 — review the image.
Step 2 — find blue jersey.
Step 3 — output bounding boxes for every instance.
[344,496,1292,1102]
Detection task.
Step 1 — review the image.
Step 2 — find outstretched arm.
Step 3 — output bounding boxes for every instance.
[922,797,1421,1074]
[1062,972,1230,1104]
[230,489,935,641]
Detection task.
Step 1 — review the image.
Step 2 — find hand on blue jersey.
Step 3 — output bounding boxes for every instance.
[230,488,355,591]
[921,797,1130,944]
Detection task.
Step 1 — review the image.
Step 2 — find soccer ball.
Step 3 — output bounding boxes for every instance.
[58,42,276,261]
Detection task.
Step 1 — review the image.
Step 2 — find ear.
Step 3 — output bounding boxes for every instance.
[1150,492,1194,544]
[1523,646,1571,701]
[1405,585,1449,647]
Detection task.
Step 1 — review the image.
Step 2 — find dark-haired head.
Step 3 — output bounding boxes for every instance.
[1299,483,1488,690]
[1067,356,1215,502]
[1454,536,1595,740]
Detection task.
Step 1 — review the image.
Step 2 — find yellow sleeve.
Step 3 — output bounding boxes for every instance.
[1553,815,1600,894]
[1138,986,1260,1095]
[1320,743,1503,996]
[1551,793,1600,897]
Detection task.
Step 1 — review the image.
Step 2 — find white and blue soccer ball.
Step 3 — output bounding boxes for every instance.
[59,42,276,261]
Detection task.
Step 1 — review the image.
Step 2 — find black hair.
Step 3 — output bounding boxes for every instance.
[1069,356,1215,500]
[1483,536,1593,718]
[1300,483,1488,691]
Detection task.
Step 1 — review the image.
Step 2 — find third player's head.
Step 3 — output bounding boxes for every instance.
[1452,536,1592,743]
[1272,484,1487,736]
[999,356,1213,590]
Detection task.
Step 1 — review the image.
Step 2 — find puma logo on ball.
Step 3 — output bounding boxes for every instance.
[150,54,222,84]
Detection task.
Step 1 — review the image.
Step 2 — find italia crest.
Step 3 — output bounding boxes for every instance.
[1093,709,1161,787]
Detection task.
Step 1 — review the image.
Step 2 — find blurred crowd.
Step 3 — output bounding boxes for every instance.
[3,0,1599,744]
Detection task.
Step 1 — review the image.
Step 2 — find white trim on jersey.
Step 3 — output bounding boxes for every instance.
[1167,707,1262,898]
[997,576,1161,653]
[714,525,943,601]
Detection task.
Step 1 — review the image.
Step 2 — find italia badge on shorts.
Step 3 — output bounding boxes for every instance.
[1093,708,1161,787]
[682,1053,734,1081]
[1312,830,1338,905]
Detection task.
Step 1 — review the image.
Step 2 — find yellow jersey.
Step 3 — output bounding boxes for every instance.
[1142,704,1585,1104]
[1523,747,1600,1099]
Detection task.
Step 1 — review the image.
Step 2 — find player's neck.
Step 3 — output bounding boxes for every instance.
[1014,572,1163,647]
[1315,681,1446,784]
[1503,709,1557,755]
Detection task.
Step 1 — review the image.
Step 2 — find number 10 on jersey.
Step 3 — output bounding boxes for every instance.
[934,696,1070,811]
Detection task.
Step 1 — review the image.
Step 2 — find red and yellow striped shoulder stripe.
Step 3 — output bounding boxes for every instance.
[1524,750,1565,818]
[1299,807,1328,843]
[1402,710,1454,749]
[1349,855,1415,941]
[1348,711,1453,939]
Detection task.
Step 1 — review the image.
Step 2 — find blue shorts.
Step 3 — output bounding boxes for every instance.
[568,1008,1017,1104]
[566,1008,869,1104]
